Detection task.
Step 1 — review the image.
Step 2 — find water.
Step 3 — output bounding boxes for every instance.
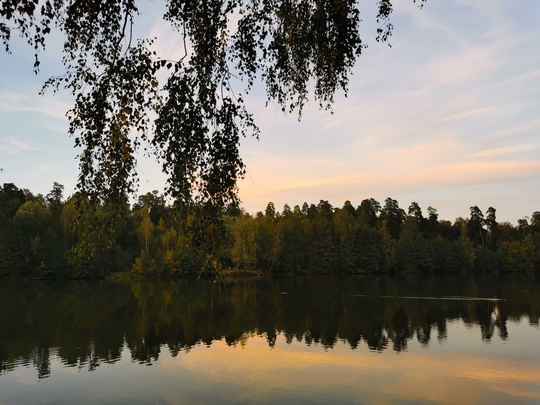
[1,274,539,404]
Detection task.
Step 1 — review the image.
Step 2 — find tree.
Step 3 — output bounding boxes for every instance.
[408,202,423,220]
[408,201,428,236]
[424,206,440,239]
[499,236,535,273]
[135,206,155,253]
[334,202,359,271]
[517,217,530,236]
[357,198,380,228]
[467,206,485,247]
[45,182,65,219]
[1,0,426,207]
[231,213,258,269]
[531,211,540,233]
[0,183,26,226]
[14,200,52,238]
[484,206,498,250]
[394,217,434,273]
[380,197,405,240]
[132,190,168,225]
[265,202,276,219]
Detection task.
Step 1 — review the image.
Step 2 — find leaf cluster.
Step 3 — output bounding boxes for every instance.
[2,0,423,207]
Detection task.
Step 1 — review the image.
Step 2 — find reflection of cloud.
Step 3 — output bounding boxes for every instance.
[156,333,540,404]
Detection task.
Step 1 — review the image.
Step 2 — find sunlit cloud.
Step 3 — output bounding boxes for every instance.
[467,144,538,159]
[239,121,540,213]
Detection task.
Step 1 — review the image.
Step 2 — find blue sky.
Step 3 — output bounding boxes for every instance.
[1,0,539,223]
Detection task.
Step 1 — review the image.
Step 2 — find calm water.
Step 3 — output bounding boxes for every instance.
[1,275,539,404]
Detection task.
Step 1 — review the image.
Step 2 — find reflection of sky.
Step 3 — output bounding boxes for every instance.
[2,321,539,404]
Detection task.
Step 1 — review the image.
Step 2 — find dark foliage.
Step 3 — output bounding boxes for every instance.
[2,0,425,207]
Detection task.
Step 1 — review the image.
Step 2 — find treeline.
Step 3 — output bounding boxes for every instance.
[229,199,539,274]
[0,182,539,278]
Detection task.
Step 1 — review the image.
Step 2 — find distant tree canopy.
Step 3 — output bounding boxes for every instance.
[1,181,538,279]
[1,0,425,207]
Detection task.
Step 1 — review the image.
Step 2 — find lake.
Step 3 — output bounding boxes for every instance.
[1,274,539,404]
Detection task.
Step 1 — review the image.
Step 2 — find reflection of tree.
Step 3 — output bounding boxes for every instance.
[1,275,539,377]
[363,327,389,352]
[390,305,412,351]
[32,347,51,379]
[476,301,496,341]
[128,329,161,365]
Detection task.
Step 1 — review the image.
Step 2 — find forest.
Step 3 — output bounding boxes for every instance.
[0,181,539,279]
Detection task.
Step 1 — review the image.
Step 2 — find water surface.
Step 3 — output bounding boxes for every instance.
[1,274,539,404]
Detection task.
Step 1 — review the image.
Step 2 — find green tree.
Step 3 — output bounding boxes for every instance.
[334,202,359,272]
[357,198,380,228]
[265,202,276,219]
[467,206,485,247]
[311,200,336,273]
[394,217,434,273]
[499,235,535,273]
[135,206,155,254]
[380,198,405,240]
[278,206,307,273]
[517,218,530,236]
[456,219,475,272]
[231,213,258,270]
[354,224,385,273]
[0,183,26,227]
[425,206,440,239]
[70,195,132,278]
[431,236,469,273]
[377,219,396,272]
[45,182,64,217]
[485,206,498,250]
[533,232,540,272]
[0,222,31,276]
[530,211,540,271]
[132,191,168,225]
[14,200,52,238]
[531,211,540,233]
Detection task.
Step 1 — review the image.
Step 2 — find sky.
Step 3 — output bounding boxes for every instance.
[0,0,539,224]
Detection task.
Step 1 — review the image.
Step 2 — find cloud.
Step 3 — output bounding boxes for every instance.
[0,88,71,122]
[0,138,37,155]
[147,19,192,63]
[28,164,55,179]
[239,120,540,215]
[468,144,539,159]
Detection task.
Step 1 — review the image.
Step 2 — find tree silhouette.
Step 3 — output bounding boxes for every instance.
[1,0,425,206]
